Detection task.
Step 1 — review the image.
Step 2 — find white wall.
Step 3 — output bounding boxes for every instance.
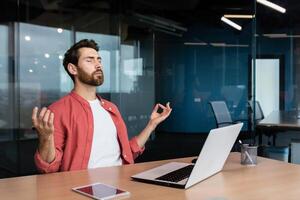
[254,59,280,117]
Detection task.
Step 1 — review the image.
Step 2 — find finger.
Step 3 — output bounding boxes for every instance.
[158,103,167,109]
[32,107,39,126]
[43,110,51,127]
[160,110,172,123]
[152,104,159,113]
[161,103,171,113]
[166,102,171,109]
[38,107,48,121]
[48,112,54,128]
[163,107,172,114]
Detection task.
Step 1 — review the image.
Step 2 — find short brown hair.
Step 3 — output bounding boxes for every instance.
[63,39,99,82]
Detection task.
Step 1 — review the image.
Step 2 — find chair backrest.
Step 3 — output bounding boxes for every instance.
[248,100,264,122]
[209,101,233,128]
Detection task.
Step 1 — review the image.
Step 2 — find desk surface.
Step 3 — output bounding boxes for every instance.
[1,153,300,200]
[257,110,300,130]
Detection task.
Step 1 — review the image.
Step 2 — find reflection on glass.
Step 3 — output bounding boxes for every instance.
[19,23,72,134]
[119,35,154,137]
[0,24,12,140]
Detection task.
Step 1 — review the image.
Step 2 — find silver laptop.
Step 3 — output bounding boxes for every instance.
[131,123,243,189]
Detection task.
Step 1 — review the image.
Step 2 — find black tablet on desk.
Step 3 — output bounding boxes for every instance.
[72,182,130,200]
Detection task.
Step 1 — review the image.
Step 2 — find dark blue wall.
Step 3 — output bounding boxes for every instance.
[156,24,294,133]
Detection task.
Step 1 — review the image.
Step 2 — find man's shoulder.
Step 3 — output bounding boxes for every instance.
[48,93,74,111]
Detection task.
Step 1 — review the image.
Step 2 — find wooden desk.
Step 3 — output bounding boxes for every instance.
[1,153,300,200]
[256,110,300,145]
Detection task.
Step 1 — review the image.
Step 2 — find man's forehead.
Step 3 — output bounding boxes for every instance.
[78,47,99,57]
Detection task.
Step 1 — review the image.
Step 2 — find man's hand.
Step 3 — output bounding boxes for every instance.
[32,107,55,141]
[149,102,172,129]
[32,107,56,163]
[135,102,172,148]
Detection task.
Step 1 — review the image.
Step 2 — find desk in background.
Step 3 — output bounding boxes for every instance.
[256,110,300,145]
[1,153,300,200]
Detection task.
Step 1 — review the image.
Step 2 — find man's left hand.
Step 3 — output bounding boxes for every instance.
[149,102,172,129]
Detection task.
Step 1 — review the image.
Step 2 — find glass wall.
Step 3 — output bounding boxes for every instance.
[0,0,155,177]
[19,23,73,137]
[254,0,300,146]
[156,16,255,133]
[5,0,300,178]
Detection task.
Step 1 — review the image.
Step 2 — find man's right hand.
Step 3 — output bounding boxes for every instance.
[32,107,54,141]
[32,107,56,163]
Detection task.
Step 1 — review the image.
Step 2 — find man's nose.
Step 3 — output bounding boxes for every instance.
[96,61,102,70]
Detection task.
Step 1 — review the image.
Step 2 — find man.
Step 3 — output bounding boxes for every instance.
[32,39,172,173]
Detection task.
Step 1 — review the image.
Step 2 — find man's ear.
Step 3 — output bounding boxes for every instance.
[67,63,77,75]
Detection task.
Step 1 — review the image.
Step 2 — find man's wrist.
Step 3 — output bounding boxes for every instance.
[147,121,157,132]
[38,134,53,144]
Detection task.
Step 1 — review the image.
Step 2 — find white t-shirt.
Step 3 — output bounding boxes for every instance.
[87,99,122,168]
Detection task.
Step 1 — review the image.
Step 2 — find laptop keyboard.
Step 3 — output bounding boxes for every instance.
[155,165,194,183]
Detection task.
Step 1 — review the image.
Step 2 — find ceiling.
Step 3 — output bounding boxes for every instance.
[2,0,300,33]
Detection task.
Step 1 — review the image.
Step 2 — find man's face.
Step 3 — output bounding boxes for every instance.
[75,47,104,86]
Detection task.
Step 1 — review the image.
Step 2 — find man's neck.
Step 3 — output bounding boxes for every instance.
[73,83,98,101]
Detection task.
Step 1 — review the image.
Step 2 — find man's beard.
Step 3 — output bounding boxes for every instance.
[77,67,104,86]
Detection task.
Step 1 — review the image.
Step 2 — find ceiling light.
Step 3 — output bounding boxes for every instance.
[210,43,249,47]
[224,44,249,47]
[263,33,300,38]
[210,43,226,47]
[58,55,63,60]
[224,14,254,19]
[24,36,31,41]
[29,69,33,73]
[257,0,286,13]
[263,33,287,38]
[184,42,207,46]
[44,53,50,58]
[221,17,242,31]
[57,28,63,33]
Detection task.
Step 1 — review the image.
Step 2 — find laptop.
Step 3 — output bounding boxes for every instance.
[131,123,243,189]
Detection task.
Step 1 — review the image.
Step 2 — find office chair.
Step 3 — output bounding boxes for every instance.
[248,100,275,145]
[209,101,235,128]
[248,100,264,123]
[248,100,265,145]
[209,101,246,151]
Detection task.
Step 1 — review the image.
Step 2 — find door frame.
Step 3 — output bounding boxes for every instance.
[248,55,285,110]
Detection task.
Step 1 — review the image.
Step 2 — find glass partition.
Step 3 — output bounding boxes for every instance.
[18,23,72,139]
[254,0,300,146]
[156,22,254,133]
[0,0,263,177]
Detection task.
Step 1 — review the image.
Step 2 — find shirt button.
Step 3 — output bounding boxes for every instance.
[109,107,112,111]
[101,101,105,105]
[124,155,127,158]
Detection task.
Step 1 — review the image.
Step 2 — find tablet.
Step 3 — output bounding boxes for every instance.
[72,182,130,200]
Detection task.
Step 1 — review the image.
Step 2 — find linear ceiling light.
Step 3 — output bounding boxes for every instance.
[221,17,242,31]
[224,14,254,19]
[210,43,249,47]
[256,0,286,13]
[263,33,300,38]
[184,42,207,46]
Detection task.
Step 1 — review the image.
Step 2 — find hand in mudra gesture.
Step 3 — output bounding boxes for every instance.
[149,102,172,128]
[32,107,55,141]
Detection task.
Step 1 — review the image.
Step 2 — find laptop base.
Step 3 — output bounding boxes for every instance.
[131,177,185,189]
